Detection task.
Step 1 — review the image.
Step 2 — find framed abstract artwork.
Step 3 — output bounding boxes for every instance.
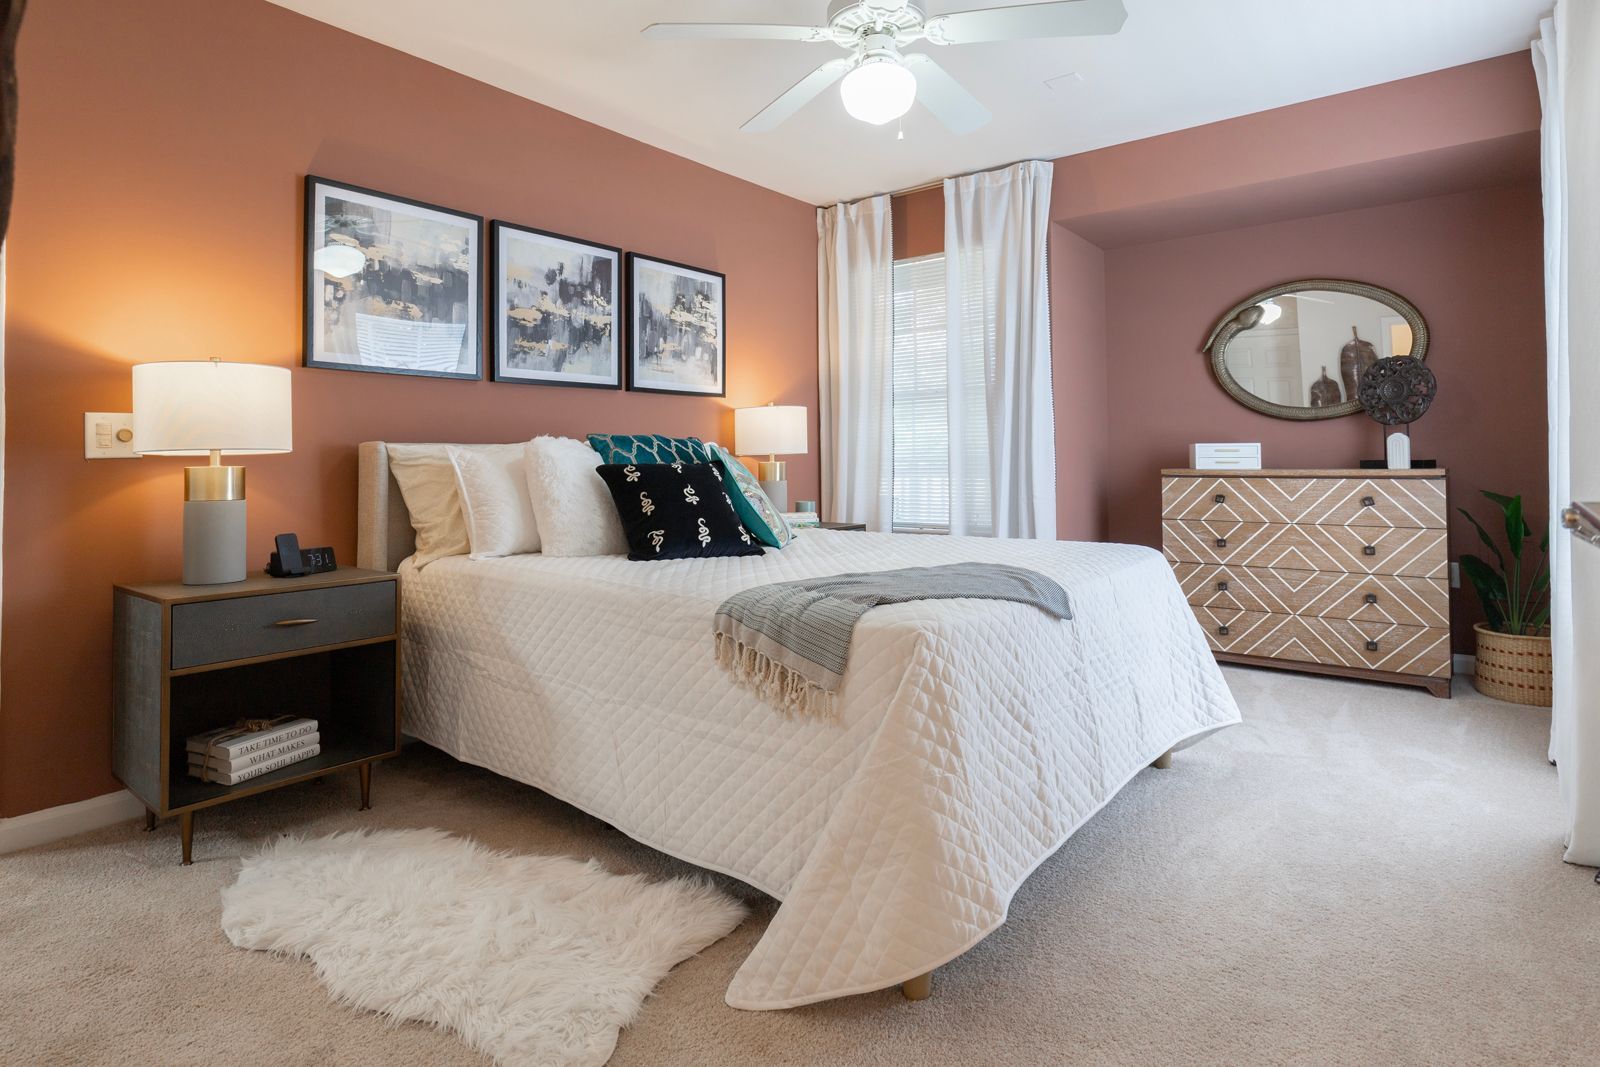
[304,176,483,380]
[626,253,725,396]
[491,221,622,389]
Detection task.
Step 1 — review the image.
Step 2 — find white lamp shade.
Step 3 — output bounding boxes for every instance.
[840,58,916,125]
[735,405,808,457]
[133,361,293,456]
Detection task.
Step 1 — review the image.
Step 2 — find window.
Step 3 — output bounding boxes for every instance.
[891,255,949,532]
[890,253,992,535]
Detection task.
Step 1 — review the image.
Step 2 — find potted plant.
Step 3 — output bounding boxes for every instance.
[1458,491,1552,706]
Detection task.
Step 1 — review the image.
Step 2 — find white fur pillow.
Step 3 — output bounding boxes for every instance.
[522,436,627,557]
[449,446,541,559]
[387,443,525,567]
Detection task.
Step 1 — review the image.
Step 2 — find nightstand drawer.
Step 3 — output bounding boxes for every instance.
[170,581,396,669]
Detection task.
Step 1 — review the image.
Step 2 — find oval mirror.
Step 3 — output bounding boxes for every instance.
[1202,279,1429,420]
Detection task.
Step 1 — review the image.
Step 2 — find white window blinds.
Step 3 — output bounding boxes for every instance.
[890,254,951,532]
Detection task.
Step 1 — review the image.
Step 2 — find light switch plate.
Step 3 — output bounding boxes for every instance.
[84,412,139,459]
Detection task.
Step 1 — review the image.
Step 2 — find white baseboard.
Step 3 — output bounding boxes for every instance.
[1454,653,1477,676]
[0,790,145,855]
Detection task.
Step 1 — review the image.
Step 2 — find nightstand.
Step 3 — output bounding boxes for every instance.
[112,567,400,865]
[814,521,867,531]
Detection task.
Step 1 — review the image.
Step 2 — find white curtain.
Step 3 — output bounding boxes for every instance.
[943,160,1057,539]
[1536,3,1600,866]
[817,196,894,531]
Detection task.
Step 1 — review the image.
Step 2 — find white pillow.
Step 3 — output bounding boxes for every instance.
[522,436,627,557]
[449,446,541,559]
[387,443,524,566]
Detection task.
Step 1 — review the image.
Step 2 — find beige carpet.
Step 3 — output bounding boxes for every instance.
[3,666,1596,1066]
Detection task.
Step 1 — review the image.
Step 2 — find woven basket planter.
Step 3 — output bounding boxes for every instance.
[1473,622,1553,707]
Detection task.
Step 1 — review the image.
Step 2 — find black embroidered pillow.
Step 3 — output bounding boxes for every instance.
[596,463,765,562]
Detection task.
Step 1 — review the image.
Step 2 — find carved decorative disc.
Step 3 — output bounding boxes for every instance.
[1357,357,1437,425]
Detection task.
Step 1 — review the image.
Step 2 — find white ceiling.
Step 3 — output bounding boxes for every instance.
[266,0,1548,205]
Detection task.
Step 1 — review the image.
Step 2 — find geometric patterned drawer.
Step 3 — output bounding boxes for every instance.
[1170,563,1450,628]
[1191,606,1452,678]
[1162,519,1448,580]
[1161,474,1447,529]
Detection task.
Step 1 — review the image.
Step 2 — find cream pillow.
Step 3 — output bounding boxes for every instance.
[387,443,524,566]
[522,436,627,557]
[449,445,541,559]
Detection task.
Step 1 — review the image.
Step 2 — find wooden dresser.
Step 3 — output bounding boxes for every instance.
[1161,469,1452,697]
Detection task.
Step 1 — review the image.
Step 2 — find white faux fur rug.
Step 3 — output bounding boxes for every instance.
[221,828,747,1067]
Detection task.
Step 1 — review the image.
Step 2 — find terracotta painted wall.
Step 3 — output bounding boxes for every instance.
[1103,184,1547,651]
[2,0,819,817]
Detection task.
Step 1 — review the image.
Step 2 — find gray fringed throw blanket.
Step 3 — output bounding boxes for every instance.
[713,563,1073,720]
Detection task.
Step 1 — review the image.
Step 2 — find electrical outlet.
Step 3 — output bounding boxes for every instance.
[1449,561,1461,589]
[84,412,139,459]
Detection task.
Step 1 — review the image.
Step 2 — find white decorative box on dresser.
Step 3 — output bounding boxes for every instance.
[1161,469,1452,697]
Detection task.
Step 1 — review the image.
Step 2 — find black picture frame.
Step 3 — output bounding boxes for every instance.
[626,252,726,397]
[490,221,623,390]
[303,175,483,380]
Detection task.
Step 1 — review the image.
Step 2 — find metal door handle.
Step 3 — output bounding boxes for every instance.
[274,618,318,627]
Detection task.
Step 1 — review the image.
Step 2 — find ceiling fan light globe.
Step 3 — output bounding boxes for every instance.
[840,58,916,125]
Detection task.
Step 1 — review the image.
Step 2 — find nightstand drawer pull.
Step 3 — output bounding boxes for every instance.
[1361,496,1376,507]
[1366,640,1380,652]
[1217,581,1229,592]
[274,618,319,627]
[1363,545,1377,556]
[1217,625,1230,636]
[1214,493,1227,504]
[1215,537,1228,549]
[1364,593,1378,605]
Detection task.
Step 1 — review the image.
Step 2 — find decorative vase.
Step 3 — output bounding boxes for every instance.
[1472,622,1553,707]
[1308,367,1341,407]
[1340,326,1378,399]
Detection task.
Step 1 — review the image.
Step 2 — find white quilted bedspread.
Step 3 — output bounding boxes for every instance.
[399,531,1241,1010]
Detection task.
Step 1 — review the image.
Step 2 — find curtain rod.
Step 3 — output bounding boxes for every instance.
[877,159,1051,202]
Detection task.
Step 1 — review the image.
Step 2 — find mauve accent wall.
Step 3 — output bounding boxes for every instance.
[1103,185,1547,652]
[3,0,818,817]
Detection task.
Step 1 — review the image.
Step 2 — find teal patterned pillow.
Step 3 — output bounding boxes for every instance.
[586,433,710,466]
[706,441,792,548]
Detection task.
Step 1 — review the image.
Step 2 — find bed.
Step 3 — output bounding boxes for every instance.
[357,441,1242,1010]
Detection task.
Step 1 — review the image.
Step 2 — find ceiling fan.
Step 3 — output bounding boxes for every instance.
[641,0,1128,134]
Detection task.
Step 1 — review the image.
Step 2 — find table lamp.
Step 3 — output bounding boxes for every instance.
[133,359,293,585]
[734,403,807,512]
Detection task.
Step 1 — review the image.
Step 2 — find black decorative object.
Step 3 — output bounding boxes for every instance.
[595,463,763,562]
[1308,366,1341,407]
[1357,357,1437,425]
[1339,326,1378,400]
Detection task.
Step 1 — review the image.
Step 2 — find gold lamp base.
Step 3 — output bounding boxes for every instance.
[184,464,245,502]
[757,459,786,482]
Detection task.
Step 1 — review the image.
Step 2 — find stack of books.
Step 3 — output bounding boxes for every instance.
[187,718,320,785]
[782,511,821,530]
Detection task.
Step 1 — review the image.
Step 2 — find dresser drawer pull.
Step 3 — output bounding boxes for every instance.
[1214,493,1227,504]
[1366,640,1380,652]
[1364,593,1378,604]
[273,618,319,627]
[1215,538,1228,549]
[1217,625,1230,636]
[1361,496,1376,507]
[1363,545,1377,556]
[1217,581,1229,592]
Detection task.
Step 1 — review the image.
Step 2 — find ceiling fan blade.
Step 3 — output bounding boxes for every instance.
[925,0,1127,45]
[904,54,991,134]
[741,58,853,133]
[642,22,830,43]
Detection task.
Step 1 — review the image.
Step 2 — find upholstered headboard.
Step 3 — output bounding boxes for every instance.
[357,441,420,572]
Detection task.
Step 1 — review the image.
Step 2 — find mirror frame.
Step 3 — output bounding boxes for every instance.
[1202,278,1429,421]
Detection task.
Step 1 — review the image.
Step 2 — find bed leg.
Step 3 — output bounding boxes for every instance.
[901,971,933,1001]
[1152,749,1174,770]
